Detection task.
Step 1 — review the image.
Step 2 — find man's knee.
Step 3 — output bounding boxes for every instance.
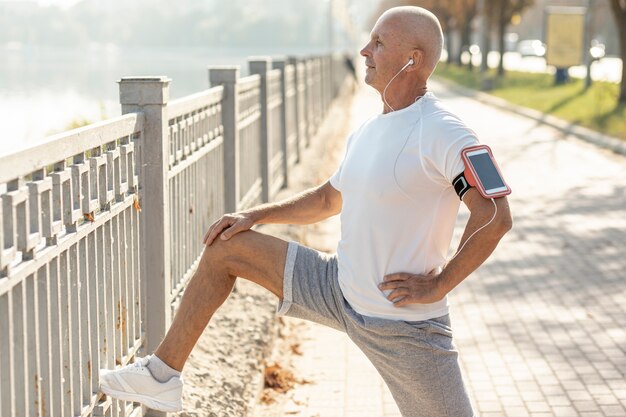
[202,230,255,274]
[202,229,288,298]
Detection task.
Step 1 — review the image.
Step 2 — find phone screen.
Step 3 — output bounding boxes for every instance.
[467,152,505,191]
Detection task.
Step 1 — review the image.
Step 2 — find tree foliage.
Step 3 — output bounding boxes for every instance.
[487,0,534,76]
[368,0,532,74]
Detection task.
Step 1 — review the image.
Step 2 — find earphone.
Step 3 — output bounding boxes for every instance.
[382,58,414,112]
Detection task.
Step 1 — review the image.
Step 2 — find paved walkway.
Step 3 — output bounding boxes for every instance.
[254,78,626,417]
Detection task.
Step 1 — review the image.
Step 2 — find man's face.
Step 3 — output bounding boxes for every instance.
[360,16,407,92]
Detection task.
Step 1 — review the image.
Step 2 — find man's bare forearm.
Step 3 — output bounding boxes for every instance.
[244,186,333,225]
[439,199,512,295]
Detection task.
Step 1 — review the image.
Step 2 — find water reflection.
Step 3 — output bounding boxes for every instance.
[0,45,325,155]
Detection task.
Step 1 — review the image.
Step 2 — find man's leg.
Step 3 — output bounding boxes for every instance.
[154,229,288,370]
[345,315,474,417]
[99,229,289,410]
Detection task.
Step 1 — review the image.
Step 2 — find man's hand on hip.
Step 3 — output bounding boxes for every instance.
[378,271,445,307]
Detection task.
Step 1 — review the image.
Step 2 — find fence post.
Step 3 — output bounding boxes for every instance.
[320,55,329,114]
[300,57,310,150]
[326,55,333,105]
[209,67,240,214]
[314,57,322,133]
[288,56,302,164]
[304,58,314,148]
[249,57,271,203]
[330,56,335,101]
[272,57,289,189]
[118,77,172,373]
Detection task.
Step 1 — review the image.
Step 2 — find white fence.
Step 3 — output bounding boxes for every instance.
[0,53,352,417]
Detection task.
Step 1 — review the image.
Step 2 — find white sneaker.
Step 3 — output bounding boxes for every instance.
[99,356,183,412]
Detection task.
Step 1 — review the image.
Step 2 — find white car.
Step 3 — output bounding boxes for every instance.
[517,40,546,57]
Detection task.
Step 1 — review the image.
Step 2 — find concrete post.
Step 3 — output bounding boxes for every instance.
[319,56,326,118]
[118,76,171,416]
[305,58,314,146]
[302,57,312,148]
[314,57,322,130]
[272,57,289,189]
[324,55,333,109]
[288,56,302,164]
[249,57,272,203]
[209,67,240,214]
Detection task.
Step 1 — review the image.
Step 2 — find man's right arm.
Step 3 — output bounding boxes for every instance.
[203,180,342,245]
[248,180,342,225]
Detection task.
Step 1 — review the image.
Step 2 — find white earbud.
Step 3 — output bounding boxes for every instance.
[408,58,414,65]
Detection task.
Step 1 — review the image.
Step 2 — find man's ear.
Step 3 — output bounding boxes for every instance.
[408,49,424,71]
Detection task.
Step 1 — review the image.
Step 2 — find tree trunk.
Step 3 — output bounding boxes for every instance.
[462,21,473,70]
[455,29,464,66]
[609,0,626,103]
[620,30,626,103]
[485,32,492,70]
[480,20,492,72]
[497,3,507,77]
[445,26,453,65]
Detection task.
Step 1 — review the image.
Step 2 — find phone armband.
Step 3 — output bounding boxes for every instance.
[459,145,512,199]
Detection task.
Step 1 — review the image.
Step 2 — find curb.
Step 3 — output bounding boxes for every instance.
[433,76,626,157]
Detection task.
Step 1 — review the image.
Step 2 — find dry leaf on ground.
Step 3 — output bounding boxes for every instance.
[289,343,303,356]
[263,363,295,393]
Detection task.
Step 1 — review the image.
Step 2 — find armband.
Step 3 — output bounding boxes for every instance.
[452,172,471,200]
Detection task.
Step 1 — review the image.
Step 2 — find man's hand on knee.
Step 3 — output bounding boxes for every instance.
[203,212,256,246]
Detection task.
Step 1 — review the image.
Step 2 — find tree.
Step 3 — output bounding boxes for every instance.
[450,0,477,68]
[489,0,534,77]
[610,0,626,103]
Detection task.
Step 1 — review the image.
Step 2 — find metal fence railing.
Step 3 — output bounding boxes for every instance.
[0,53,352,417]
[0,114,145,417]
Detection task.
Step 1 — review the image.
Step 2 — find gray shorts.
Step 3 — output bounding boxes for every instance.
[276,241,474,417]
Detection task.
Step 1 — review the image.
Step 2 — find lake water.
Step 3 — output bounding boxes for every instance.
[0,45,328,156]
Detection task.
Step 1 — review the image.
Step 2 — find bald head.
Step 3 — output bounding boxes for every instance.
[377,6,443,76]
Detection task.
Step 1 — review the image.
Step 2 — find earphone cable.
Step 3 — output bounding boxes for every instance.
[449,197,497,262]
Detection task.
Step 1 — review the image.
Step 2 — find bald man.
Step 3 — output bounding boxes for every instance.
[99,6,511,417]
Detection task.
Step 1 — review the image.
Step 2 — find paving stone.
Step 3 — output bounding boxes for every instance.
[505,407,531,417]
[552,406,580,417]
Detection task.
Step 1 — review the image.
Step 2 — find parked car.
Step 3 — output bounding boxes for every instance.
[589,40,606,60]
[517,40,546,57]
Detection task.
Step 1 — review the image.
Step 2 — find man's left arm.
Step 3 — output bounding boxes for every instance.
[380,188,513,306]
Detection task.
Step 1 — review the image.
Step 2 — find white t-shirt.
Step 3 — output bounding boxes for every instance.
[329,92,479,321]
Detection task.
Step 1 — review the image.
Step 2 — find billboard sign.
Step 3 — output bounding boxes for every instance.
[545,7,586,68]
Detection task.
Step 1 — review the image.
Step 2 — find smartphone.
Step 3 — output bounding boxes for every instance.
[461,145,511,198]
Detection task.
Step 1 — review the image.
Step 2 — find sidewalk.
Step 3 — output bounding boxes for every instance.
[253,80,626,417]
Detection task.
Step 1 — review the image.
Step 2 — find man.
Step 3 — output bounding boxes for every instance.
[100,6,512,417]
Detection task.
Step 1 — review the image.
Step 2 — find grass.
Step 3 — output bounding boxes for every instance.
[433,64,626,141]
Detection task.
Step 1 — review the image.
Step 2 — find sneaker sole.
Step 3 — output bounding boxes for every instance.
[100,384,182,412]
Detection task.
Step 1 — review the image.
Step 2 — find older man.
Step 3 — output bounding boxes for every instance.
[100,6,512,417]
